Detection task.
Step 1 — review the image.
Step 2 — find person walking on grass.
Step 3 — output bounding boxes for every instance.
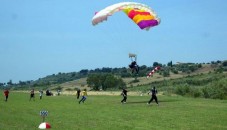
[76,88,81,99]
[39,90,43,100]
[79,89,87,104]
[147,86,159,105]
[121,88,128,104]
[30,89,35,101]
[4,89,9,102]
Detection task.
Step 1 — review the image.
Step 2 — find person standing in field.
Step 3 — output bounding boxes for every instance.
[79,89,87,104]
[121,88,128,104]
[57,89,61,96]
[39,90,43,100]
[147,86,159,105]
[30,89,35,101]
[4,89,9,102]
[76,89,81,99]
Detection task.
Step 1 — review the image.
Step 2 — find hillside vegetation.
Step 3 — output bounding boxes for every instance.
[1,60,227,99]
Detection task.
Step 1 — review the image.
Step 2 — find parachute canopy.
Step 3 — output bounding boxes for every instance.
[129,53,137,58]
[129,53,137,62]
[92,2,161,30]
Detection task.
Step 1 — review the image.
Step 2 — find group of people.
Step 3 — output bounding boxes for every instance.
[76,88,88,104]
[3,87,158,106]
[29,89,61,101]
[121,87,159,105]
[76,87,159,105]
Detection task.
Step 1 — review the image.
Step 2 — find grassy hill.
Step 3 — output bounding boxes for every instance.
[47,63,227,100]
[4,61,227,99]
[53,64,215,90]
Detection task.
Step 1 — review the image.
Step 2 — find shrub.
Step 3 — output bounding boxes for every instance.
[191,87,202,98]
[65,88,73,91]
[222,61,227,66]
[53,86,63,91]
[202,79,227,99]
[172,69,178,74]
[129,79,140,83]
[175,84,190,96]
[162,70,170,77]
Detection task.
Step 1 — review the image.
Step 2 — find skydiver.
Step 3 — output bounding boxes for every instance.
[121,88,128,104]
[135,64,139,74]
[129,61,139,74]
[147,86,159,105]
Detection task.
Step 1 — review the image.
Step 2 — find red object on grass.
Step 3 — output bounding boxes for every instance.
[38,122,51,129]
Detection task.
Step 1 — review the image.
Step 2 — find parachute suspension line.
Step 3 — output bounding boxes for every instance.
[129,53,137,62]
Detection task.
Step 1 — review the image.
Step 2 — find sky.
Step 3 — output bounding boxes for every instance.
[1,0,227,83]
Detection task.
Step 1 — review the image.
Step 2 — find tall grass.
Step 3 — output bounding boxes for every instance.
[0,92,227,130]
[128,73,227,99]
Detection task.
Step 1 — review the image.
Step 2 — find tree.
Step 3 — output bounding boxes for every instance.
[162,70,170,77]
[101,67,112,73]
[198,64,202,68]
[19,81,26,86]
[80,69,89,75]
[167,61,173,67]
[0,83,4,89]
[7,80,13,86]
[103,75,115,90]
[87,74,102,90]
[87,73,126,90]
[153,62,159,67]
[153,62,162,67]
[222,61,227,66]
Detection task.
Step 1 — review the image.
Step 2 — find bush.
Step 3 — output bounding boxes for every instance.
[65,88,73,91]
[215,67,224,73]
[202,79,227,99]
[171,69,178,74]
[175,85,202,98]
[202,87,212,98]
[222,61,227,66]
[191,87,202,98]
[162,70,170,77]
[175,84,190,96]
[129,79,140,84]
[53,86,63,91]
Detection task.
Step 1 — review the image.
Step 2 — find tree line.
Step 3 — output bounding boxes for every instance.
[1,60,227,90]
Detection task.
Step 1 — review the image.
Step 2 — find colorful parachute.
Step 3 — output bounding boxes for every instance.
[147,66,161,78]
[92,2,161,30]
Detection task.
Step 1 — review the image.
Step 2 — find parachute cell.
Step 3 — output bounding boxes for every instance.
[92,2,160,30]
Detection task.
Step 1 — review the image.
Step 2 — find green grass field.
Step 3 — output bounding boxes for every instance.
[1,92,227,130]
